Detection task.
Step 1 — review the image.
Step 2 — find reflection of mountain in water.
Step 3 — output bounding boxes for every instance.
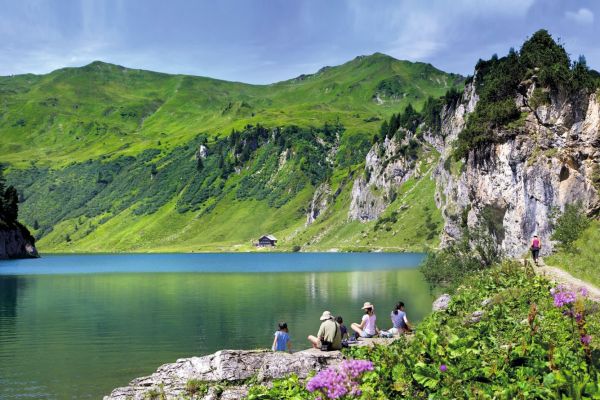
[304,269,432,308]
[0,276,22,319]
[0,276,25,337]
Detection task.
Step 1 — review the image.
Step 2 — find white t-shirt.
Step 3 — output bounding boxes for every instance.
[362,313,377,335]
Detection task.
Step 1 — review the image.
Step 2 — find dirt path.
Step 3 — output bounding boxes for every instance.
[534,258,600,302]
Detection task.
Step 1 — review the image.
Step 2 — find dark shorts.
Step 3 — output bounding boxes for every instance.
[531,249,540,259]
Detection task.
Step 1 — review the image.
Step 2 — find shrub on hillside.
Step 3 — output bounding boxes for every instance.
[551,203,590,252]
[420,220,502,290]
[0,166,20,224]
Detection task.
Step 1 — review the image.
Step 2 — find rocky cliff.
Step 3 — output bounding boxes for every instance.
[434,80,599,256]
[349,51,599,257]
[0,222,38,259]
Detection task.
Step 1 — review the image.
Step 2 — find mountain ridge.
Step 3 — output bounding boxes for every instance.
[8,30,596,255]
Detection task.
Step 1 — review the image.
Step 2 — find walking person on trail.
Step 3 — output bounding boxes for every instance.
[531,234,542,265]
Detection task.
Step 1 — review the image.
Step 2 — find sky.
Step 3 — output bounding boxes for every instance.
[0,0,598,84]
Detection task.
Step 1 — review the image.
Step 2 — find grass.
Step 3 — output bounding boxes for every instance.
[546,220,600,287]
[1,54,462,168]
[2,53,464,253]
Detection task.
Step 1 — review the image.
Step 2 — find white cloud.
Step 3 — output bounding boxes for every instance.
[348,0,536,62]
[565,8,594,25]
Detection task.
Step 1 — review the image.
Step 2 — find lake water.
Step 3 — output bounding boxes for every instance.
[0,253,430,399]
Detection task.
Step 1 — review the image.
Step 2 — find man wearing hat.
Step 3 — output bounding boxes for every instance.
[307,311,342,351]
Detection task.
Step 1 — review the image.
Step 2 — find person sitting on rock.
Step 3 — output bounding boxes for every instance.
[272,322,291,352]
[307,311,342,351]
[351,302,379,338]
[336,316,349,340]
[389,301,412,334]
[530,234,542,265]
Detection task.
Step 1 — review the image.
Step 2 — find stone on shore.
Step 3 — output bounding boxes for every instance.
[432,293,452,311]
[104,349,344,400]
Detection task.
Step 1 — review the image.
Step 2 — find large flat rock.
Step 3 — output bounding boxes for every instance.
[104,349,344,400]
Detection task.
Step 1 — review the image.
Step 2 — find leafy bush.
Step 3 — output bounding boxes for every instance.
[0,165,21,225]
[551,203,590,252]
[420,221,501,290]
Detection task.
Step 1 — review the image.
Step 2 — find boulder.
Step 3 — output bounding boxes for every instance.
[432,294,452,311]
[104,349,344,400]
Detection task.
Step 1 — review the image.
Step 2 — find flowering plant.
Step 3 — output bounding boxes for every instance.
[306,360,373,399]
[551,285,592,362]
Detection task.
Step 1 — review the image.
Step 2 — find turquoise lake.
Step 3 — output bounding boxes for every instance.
[0,253,430,399]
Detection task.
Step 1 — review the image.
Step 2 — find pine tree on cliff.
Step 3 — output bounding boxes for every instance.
[0,166,20,224]
[2,186,19,222]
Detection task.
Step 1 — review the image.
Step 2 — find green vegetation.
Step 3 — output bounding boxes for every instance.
[419,219,502,291]
[0,54,461,168]
[551,203,591,252]
[0,166,33,247]
[1,53,463,252]
[185,379,209,397]
[547,219,600,287]
[246,261,600,399]
[373,86,462,145]
[454,30,600,160]
[0,166,20,226]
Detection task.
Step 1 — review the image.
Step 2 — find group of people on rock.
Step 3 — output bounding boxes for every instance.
[272,301,412,352]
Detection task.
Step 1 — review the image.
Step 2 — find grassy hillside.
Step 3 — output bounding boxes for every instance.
[1,54,463,252]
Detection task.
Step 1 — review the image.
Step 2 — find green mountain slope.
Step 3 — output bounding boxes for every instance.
[1,54,463,252]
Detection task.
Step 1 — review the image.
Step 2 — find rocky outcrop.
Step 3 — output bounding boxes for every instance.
[104,349,344,400]
[435,81,599,257]
[0,222,38,259]
[351,66,599,257]
[306,183,331,225]
[432,294,452,311]
[348,133,420,221]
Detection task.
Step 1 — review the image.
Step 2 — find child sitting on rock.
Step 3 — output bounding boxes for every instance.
[272,322,291,352]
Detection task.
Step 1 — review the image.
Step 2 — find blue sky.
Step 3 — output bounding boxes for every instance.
[0,0,598,83]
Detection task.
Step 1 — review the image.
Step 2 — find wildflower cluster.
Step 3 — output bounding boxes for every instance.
[551,285,592,362]
[306,360,373,399]
[550,285,577,307]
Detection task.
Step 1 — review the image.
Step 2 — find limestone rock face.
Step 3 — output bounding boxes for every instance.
[0,223,38,259]
[348,134,419,222]
[436,81,599,257]
[104,349,344,400]
[306,183,331,225]
[351,73,599,257]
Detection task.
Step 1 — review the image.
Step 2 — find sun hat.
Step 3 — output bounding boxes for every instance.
[361,302,374,310]
[319,311,333,321]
